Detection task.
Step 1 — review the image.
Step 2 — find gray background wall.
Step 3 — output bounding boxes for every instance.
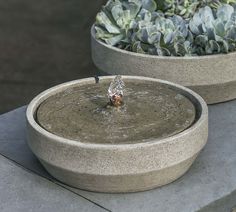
[0,0,105,114]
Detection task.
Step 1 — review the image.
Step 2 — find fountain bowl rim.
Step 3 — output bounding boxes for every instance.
[26,76,208,149]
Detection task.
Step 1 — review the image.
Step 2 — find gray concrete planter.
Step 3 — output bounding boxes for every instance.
[91,26,236,104]
[26,76,208,193]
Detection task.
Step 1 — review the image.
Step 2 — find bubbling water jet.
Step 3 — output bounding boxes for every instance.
[107,75,125,107]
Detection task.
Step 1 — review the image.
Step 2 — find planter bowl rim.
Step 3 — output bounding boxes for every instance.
[26,76,208,150]
[91,25,236,60]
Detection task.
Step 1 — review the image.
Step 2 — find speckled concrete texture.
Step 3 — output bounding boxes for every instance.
[26,76,208,193]
[91,27,236,104]
[1,101,236,211]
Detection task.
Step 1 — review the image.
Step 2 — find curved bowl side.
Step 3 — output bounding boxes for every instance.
[39,152,199,193]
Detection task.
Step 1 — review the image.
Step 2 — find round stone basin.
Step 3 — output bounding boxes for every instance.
[37,80,196,144]
[26,76,208,193]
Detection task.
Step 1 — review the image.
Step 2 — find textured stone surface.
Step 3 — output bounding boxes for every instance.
[199,190,236,212]
[26,76,208,193]
[91,27,236,104]
[0,155,107,212]
[0,101,235,211]
[0,0,106,114]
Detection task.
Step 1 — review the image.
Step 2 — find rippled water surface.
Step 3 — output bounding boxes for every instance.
[37,80,196,144]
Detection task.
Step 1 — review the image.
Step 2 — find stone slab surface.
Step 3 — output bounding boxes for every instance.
[0,101,236,211]
[200,190,236,212]
[0,155,107,212]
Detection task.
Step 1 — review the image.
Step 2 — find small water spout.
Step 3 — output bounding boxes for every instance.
[108,76,125,107]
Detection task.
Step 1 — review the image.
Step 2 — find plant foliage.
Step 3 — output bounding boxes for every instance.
[95,0,236,56]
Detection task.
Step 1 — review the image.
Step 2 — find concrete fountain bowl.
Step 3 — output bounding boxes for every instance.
[26,76,208,193]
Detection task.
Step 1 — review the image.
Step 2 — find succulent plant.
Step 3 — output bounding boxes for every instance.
[156,0,199,18]
[94,0,236,56]
[157,0,236,18]
[95,0,140,46]
[95,3,192,56]
[189,4,236,54]
[95,0,158,46]
[132,12,192,56]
